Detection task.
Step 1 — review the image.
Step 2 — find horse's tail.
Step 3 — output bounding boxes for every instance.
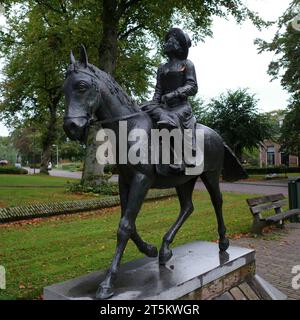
[222,143,248,182]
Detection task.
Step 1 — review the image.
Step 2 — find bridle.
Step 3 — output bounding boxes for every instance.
[63,110,143,127]
[64,67,147,127]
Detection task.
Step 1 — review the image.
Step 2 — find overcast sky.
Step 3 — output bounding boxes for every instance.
[0,0,293,136]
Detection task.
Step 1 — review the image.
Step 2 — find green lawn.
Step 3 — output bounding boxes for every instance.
[0,174,94,208]
[0,174,79,187]
[0,191,256,300]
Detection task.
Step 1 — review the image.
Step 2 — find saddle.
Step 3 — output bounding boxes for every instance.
[140,101,202,176]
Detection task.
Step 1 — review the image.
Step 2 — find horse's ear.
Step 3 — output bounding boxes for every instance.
[79,44,88,68]
[70,50,76,64]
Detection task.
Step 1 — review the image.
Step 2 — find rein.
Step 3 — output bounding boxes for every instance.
[65,67,158,126]
[63,110,144,127]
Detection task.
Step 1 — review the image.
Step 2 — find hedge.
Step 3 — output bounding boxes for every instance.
[0,189,177,223]
[0,166,28,175]
[245,166,300,175]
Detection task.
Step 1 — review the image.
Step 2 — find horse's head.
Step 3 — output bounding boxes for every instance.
[63,45,100,143]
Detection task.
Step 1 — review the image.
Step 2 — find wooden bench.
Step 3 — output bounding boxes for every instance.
[246,193,300,235]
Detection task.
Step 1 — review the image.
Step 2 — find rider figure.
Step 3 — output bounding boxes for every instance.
[142,28,198,174]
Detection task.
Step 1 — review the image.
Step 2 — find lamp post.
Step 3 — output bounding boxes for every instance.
[52,144,59,168]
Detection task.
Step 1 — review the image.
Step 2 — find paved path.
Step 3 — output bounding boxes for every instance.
[196,180,288,195]
[24,168,288,195]
[25,167,82,179]
[230,223,300,300]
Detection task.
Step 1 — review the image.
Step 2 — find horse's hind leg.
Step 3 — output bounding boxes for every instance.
[159,177,197,265]
[200,170,229,252]
[119,175,158,258]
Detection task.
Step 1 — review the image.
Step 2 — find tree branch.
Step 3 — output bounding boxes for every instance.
[117,0,142,18]
[118,24,145,40]
[34,0,63,15]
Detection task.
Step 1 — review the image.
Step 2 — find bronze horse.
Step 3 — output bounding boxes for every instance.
[63,46,247,299]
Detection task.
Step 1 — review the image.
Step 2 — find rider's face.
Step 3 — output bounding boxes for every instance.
[163,34,181,56]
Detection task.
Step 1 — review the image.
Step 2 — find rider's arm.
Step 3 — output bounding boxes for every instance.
[161,60,198,103]
[176,60,198,98]
[152,65,163,103]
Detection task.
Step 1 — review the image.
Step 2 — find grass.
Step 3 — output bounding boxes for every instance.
[0,174,79,187]
[60,162,83,172]
[0,174,95,208]
[0,191,257,300]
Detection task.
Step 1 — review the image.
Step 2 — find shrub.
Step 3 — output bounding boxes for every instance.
[104,164,119,175]
[67,180,119,196]
[245,166,300,175]
[0,166,28,174]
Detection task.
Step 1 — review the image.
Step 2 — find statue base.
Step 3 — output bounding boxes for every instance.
[43,241,286,300]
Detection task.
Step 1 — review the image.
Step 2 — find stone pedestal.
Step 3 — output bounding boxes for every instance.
[44,241,285,300]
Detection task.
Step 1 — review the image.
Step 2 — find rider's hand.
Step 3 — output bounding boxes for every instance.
[161,91,178,103]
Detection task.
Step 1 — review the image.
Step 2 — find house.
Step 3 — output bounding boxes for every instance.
[259,140,299,167]
[259,110,299,168]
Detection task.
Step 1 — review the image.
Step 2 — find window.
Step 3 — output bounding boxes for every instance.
[267,146,275,166]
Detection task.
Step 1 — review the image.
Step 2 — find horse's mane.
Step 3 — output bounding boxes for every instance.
[67,62,139,113]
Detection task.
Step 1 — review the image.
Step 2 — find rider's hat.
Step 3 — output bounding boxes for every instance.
[165,28,191,59]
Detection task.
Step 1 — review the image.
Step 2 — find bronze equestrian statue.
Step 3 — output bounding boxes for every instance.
[63,28,247,299]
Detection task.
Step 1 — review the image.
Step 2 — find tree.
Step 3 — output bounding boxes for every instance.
[190,95,206,123]
[10,125,43,165]
[255,1,300,155]
[280,97,300,157]
[255,1,299,95]
[205,88,273,160]
[0,136,18,163]
[0,1,267,182]
[0,2,71,173]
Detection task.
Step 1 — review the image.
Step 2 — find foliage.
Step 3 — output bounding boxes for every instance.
[255,1,299,95]
[0,165,28,174]
[242,148,260,167]
[205,88,274,159]
[255,1,300,155]
[61,163,82,172]
[0,136,18,163]
[280,97,300,155]
[103,164,119,175]
[189,95,207,123]
[245,166,300,175]
[67,180,119,196]
[0,1,269,181]
[9,126,43,165]
[59,142,85,163]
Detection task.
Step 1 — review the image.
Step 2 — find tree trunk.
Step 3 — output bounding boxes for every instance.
[81,0,119,186]
[98,0,119,74]
[81,123,104,186]
[40,106,57,174]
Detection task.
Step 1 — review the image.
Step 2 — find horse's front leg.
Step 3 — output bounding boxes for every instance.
[119,174,158,258]
[96,173,152,299]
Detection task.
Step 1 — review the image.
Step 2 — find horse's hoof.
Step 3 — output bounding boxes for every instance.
[219,237,229,252]
[144,244,158,258]
[95,285,114,300]
[159,248,173,265]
